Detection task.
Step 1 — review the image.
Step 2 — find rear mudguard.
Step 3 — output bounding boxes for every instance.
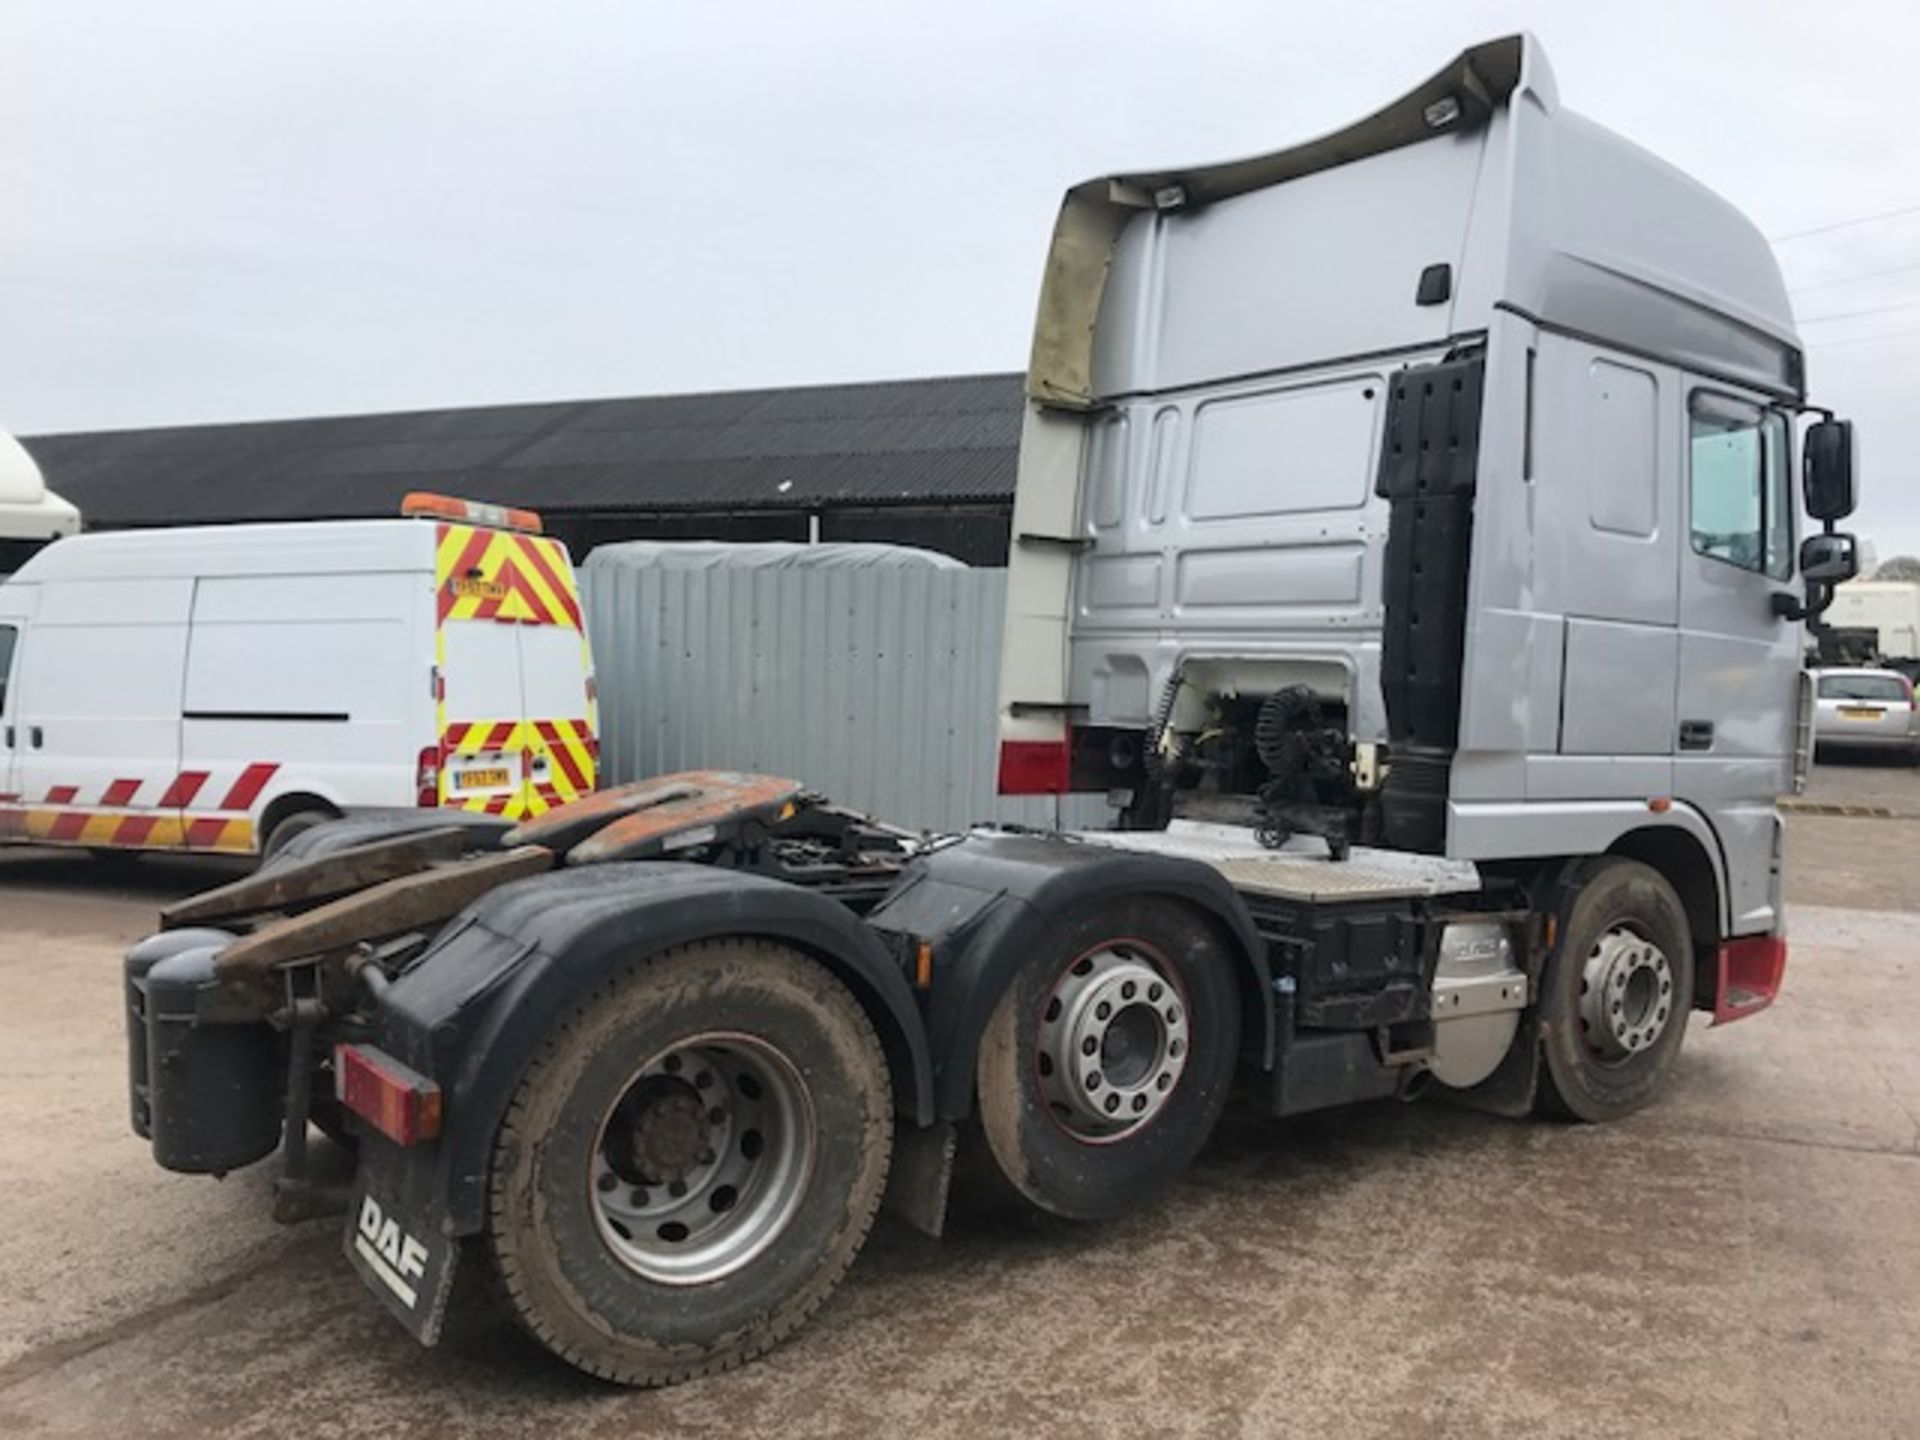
[864,832,1274,1120]
[364,862,933,1237]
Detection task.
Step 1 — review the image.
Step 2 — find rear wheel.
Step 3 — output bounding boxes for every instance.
[975,897,1241,1220]
[487,940,892,1386]
[1536,858,1694,1122]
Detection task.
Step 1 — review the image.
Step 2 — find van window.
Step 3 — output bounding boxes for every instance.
[1688,393,1792,578]
[0,625,15,712]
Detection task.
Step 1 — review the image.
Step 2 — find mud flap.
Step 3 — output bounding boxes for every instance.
[1446,1014,1541,1119]
[344,1176,459,1345]
[881,1121,956,1239]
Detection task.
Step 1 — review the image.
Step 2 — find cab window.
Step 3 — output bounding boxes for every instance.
[1688,392,1793,578]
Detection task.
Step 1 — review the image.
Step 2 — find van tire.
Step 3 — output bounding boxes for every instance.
[260,807,334,863]
[1535,858,1694,1123]
[974,896,1239,1221]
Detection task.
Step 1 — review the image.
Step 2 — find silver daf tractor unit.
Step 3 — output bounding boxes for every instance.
[120,35,1856,1388]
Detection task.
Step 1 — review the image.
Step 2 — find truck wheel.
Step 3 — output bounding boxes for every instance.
[975,897,1240,1221]
[487,940,892,1386]
[1536,858,1694,1123]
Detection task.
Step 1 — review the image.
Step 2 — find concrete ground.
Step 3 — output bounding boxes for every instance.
[1,765,1916,1438]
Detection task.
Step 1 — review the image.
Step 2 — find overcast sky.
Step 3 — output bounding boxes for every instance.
[3,1,1918,554]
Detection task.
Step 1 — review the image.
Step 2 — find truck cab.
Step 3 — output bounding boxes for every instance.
[997,32,1858,957]
[0,430,80,576]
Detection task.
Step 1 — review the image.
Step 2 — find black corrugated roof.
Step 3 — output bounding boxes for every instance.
[21,373,1024,526]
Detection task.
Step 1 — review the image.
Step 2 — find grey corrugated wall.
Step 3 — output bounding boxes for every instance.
[581,561,1107,833]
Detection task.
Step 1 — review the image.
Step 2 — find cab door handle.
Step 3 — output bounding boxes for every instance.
[29,725,42,749]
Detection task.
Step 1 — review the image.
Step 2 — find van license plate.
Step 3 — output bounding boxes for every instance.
[455,768,511,789]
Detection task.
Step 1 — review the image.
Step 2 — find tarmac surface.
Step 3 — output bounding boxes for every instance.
[1,762,1916,1438]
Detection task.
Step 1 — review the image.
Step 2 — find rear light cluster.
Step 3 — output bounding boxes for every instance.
[336,1044,442,1146]
[998,738,1071,795]
[415,745,441,808]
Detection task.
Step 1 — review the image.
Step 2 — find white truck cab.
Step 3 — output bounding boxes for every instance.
[0,430,81,575]
[0,494,597,859]
[998,33,1858,962]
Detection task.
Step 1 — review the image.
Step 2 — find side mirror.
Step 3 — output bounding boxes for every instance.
[1800,531,1859,584]
[1803,419,1857,522]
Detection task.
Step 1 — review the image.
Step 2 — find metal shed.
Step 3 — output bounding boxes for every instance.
[582,542,1105,833]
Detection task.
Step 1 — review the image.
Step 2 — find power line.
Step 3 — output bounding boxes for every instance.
[1789,260,1920,294]
[1799,295,1920,325]
[1807,323,1920,349]
[1769,202,1920,244]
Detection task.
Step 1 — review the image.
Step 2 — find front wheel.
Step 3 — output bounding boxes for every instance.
[1536,857,1695,1122]
[487,940,893,1385]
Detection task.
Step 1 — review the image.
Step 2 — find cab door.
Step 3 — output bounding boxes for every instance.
[1675,386,1799,933]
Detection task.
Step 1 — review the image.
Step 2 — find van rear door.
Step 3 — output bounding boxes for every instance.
[518,620,597,812]
[439,618,527,816]
[434,523,595,819]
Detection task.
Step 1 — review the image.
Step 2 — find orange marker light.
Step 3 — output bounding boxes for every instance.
[914,941,934,990]
[1648,796,1673,813]
[401,491,543,535]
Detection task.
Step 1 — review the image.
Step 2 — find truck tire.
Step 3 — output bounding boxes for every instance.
[974,897,1240,1221]
[487,939,893,1386]
[1536,858,1694,1123]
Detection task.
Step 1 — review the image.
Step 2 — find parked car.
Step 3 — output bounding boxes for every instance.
[1812,667,1919,761]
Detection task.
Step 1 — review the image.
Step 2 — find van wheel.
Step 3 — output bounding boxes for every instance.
[487,940,892,1386]
[260,808,333,863]
[1536,858,1694,1122]
[974,897,1240,1221]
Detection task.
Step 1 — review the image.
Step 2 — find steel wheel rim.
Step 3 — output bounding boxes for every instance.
[1036,941,1189,1142]
[1578,925,1675,1064]
[590,1032,815,1286]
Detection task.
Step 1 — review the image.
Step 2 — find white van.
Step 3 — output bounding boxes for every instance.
[0,494,597,859]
